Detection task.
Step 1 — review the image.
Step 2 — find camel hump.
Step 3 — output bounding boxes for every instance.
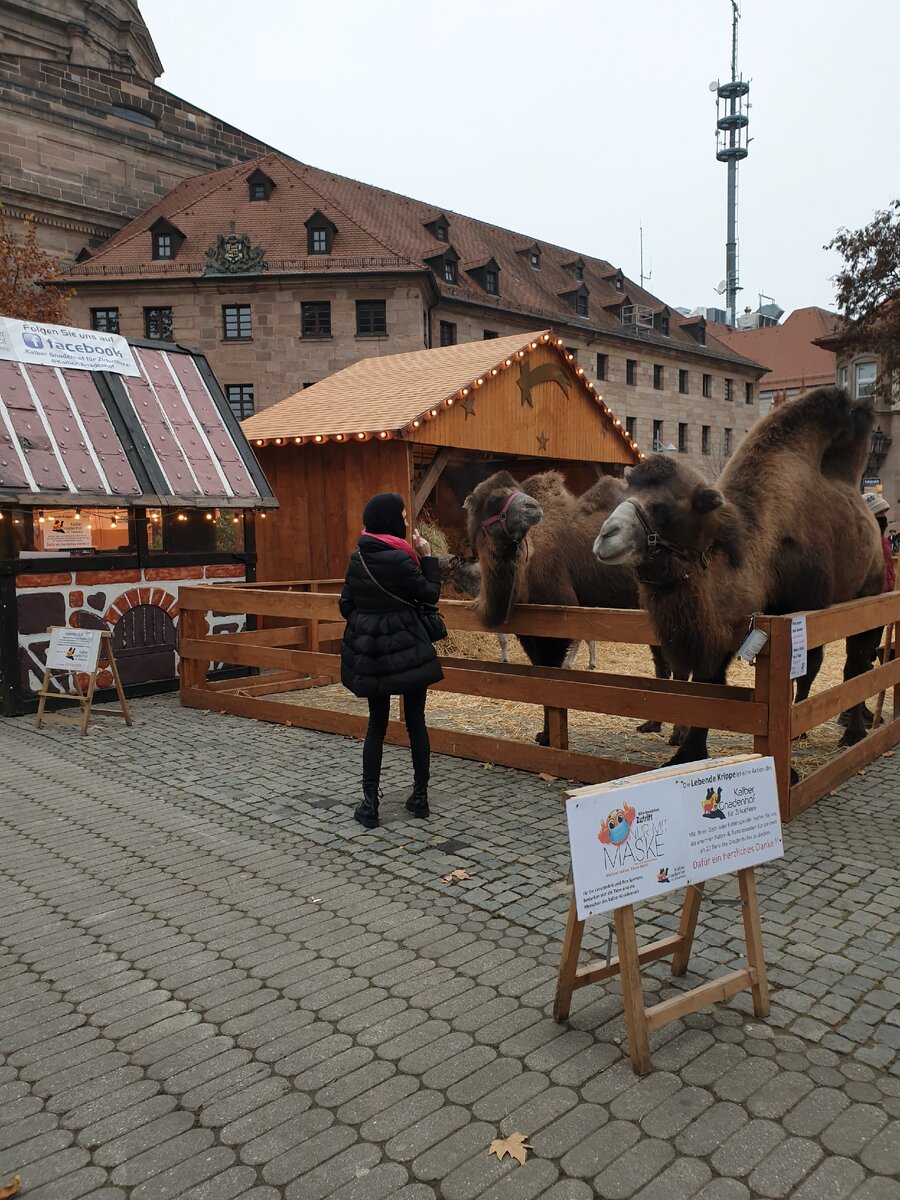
[578,475,627,516]
[755,387,875,483]
[520,469,575,508]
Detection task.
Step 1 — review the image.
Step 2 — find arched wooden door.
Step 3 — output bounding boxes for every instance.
[111,604,178,685]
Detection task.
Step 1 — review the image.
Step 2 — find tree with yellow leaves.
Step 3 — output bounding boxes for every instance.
[0,207,75,323]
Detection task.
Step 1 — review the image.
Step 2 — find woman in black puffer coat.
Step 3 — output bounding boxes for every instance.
[340,493,443,829]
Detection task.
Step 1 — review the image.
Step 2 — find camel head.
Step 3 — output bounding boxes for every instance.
[437,554,481,599]
[594,455,730,579]
[464,471,543,552]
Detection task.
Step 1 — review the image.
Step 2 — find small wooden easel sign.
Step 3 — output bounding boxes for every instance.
[554,753,783,1075]
[36,627,132,737]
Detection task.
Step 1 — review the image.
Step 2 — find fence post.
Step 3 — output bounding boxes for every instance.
[547,707,569,750]
[179,605,208,692]
[756,616,793,821]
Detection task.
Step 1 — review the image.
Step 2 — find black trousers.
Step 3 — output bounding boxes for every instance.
[363,689,430,786]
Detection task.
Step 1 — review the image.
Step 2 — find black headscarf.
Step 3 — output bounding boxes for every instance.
[362,492,407,539]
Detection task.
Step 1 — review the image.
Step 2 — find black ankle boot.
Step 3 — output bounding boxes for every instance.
[354,781,380,829]
[405,780,429,818]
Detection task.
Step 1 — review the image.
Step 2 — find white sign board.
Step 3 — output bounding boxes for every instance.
[47,627,102,673]
[43,513,94,550]
[566,755,783,920]
[790,616,808,681]
[0,315,139,376]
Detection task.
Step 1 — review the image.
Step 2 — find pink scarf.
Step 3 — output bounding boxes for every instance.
[361,530,419,564]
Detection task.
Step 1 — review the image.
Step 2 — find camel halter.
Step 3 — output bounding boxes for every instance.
[480,491,530,560]
[626,498,711,575]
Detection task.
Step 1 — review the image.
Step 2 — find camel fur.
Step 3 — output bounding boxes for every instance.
[594,387,886,762]
[466,470,670,742]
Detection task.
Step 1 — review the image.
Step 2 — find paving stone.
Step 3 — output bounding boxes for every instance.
[409,1119,493,1179]
[560,1118,641,1178]
[674,1101,748,1156]
[710,1117,786,1177]
[262,1122,357,1185]
[472,1071,550,1121]
[782,1086,850,1136]
[850,1177,900,1200]
[219,1092,312,1147]
[821,1103,889,1156]
[197,1078,290,1129]
[632,1156,713,1200]
[859,1118,900,1175]
[746,1136,824,1198]
[593,1136,674,1199]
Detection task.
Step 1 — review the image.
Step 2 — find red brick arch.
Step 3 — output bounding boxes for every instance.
[105,586,178,626]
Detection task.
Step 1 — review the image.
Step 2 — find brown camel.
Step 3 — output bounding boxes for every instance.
[594,386,886,763]
[465,470,670,742]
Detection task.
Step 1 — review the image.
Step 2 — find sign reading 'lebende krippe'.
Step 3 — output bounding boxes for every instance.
[566,754,783,919]
[0,315,140,376]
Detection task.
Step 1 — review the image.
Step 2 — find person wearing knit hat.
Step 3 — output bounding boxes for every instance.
[339,493,444,829]
[863,493,895,593]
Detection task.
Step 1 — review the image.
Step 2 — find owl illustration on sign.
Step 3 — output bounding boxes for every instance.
[599,800,636,846]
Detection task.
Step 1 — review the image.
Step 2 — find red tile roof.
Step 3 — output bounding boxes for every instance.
[63,152,763,373]
[709,307,840,392]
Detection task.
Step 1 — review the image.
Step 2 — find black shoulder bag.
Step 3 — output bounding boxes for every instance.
[355,551,448,643]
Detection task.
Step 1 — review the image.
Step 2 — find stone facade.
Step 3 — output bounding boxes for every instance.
[836,351,898,520]
[15,562,246,695]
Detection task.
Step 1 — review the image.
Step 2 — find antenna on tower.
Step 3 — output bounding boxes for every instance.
[711,0,750,327]
[640,222,652,289]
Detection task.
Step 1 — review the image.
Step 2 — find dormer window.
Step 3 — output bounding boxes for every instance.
[530,249,541,270]
[305,210,336,256]
[560,285,589,318]
[425,245,460,287]
[654,306,671,337]
[247,168,275,202]
[683,315,707,347]
[444,258,457,284]
[150,217,184,261]
[564,258,586,282]
[575,264,585,282]
[425,214,450,243]
[466,257,500,297]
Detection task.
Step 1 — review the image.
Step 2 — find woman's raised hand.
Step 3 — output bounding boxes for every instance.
[412,529,431,556]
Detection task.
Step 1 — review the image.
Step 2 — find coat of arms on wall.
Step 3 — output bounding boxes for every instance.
[204,221,266,275]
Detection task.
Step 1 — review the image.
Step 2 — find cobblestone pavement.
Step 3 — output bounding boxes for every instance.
[1,693,898,1200]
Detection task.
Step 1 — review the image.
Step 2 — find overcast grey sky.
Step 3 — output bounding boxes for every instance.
[142,0,899,317]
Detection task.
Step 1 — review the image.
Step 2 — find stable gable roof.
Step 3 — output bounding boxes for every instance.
[240,330,640,462]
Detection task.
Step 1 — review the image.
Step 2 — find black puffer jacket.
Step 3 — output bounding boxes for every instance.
[340,535,444,698]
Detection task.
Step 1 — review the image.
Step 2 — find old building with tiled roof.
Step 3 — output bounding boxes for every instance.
[62,150,766,477]
[710,306,841,407]
[0,0,274,260]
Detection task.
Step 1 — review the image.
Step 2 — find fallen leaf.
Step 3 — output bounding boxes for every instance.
[0,1176,22,1200]
[441,869,471,884]
[882,751,894,758]
[538,773,557,782]
[488,1133,531,1165]
[480,762,495,771]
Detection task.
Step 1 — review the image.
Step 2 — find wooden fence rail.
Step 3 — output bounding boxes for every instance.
[178,582,899,822]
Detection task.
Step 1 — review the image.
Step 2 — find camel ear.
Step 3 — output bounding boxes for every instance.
[693,487,725,514]
[463,494,475,513]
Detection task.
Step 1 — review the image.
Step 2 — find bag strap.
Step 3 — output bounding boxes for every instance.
[355,550,416,609]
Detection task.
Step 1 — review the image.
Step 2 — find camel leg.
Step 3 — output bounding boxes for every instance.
[666,656,731,765]
[792,645,824,741]
[498,634,509,664]
[520,634,571,744]
[562,641,580,670]
[588,641,597,670]
[637,645,671,735]
[838,627,883,747]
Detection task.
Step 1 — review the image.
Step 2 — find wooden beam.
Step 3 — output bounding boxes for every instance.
[789,715,900,819]
[572,933,685,988]
[413,447,453,516]
[791,655,900,737]
[644,969,755,1031]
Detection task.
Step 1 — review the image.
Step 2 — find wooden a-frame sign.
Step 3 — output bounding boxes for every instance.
[36,626,132,736]
[554,755,778,1075]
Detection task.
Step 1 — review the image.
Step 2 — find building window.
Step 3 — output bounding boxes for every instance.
[483,329,499,339]
[444,259,457,284]
[855,361,877,399]
[652,420,663,452]
[745,381,754,404]
[247,169,274,202]
[144,307,173,340]
[575,292,588,317]
[575,263,585,282]
[724,427,733,456]
[838,366,849,391]
[626,359,637,386]
[222,304,252,340]
[596,353,608,381]
[301,301,331,337]
[306,211,335,255]
[485,269,499,295]
[679,368,689,394]
[91,308,119,334]
[724,377,733,402]
[702,425,710,454]
[439,321,457,346]
[653,364,664,390]
[625,416,636,440]
[434,221,448,242]
[702,373,712,398]
[250,182,267,201]
[356,299,387,336]
[225,384,254,420]
[311,228,328,254]
[696,325,706,346]
[660,313,670,336]
[678,422,688,452]
[153,232,173,259]
[530,250,540,270]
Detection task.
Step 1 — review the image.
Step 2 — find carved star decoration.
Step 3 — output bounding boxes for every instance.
[461,395,476,419]
[536,431,549,451]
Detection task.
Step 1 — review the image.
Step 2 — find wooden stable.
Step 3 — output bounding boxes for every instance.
[178,582,900,822]
[241,330,639,581]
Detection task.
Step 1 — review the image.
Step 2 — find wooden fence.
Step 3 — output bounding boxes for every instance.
[178,582,899,822]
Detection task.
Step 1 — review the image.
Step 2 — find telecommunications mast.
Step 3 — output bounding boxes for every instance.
[710,1,750,326]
